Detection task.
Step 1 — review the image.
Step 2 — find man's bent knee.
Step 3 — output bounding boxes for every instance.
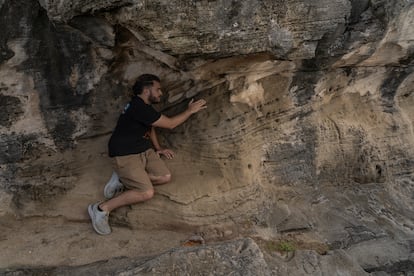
[161,174,171,183]
[150,174,171,184]
[142,189,154,200]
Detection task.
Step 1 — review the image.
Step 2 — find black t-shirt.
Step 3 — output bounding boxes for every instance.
[108,96,161,157]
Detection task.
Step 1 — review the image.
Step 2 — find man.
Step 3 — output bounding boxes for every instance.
[88,74,207,235]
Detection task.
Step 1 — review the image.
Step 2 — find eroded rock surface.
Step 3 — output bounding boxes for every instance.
[2,238,370,276]
[1,0,413,274]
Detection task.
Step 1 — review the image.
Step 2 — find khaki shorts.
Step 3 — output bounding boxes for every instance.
[111,149,170,192]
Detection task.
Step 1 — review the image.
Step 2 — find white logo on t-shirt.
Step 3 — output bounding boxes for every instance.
[122,103,130,114]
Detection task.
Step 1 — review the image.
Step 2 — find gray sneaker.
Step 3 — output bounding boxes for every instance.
[104,171,124,199]
[88,203,111,235]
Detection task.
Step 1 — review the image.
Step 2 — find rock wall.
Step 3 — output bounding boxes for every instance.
[1,0,413,274]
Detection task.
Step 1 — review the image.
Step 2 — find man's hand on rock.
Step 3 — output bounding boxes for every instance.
[188,99,207,114]
[156,148,175,159]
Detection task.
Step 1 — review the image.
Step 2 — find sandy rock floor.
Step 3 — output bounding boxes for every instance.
[0,216,190,268]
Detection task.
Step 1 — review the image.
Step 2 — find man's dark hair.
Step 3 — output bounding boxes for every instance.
[132,74,160,96]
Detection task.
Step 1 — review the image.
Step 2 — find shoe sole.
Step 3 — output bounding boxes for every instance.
[104,182,123,199]
[103,184,114,199]
[88,204,111,235]
[104,172,120,199]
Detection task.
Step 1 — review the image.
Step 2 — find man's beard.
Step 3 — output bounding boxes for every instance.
[149,93,161,104]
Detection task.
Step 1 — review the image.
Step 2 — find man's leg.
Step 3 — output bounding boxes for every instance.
[149,174,171,185]
[99,188,153,212]
[88,153,153,235]
[107,153,155,211]
[146,149,172,185]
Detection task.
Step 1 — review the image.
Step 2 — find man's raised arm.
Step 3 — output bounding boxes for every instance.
[152,99,207,130]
